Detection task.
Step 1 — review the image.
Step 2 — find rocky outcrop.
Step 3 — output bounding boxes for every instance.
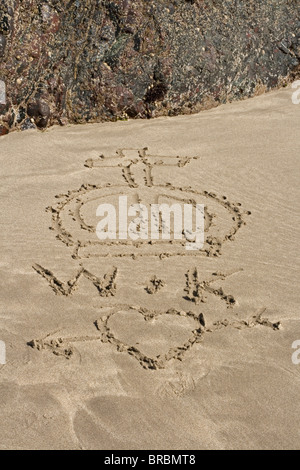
[0,0,299,134]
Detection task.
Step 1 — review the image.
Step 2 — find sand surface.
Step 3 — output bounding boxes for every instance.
[0,86,299,450]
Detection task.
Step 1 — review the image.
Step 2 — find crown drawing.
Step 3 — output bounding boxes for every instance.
[47,148,249,260]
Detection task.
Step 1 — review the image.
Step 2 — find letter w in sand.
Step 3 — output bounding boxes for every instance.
[32,264,117,297]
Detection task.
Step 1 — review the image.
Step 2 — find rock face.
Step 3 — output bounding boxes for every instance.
[0,0,299,133]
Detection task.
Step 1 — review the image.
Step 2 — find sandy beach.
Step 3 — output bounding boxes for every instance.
[0,85,299,450]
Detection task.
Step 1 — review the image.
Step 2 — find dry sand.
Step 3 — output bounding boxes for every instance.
[0,86,299,450]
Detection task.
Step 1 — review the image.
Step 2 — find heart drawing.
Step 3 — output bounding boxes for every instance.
[95,306,206,370]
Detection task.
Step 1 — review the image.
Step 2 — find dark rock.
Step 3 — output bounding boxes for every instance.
[0,0,299,134]
[0,103,6,115]
[0,124,8,135]
[0,15,10,35]
[27,100,50,128]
